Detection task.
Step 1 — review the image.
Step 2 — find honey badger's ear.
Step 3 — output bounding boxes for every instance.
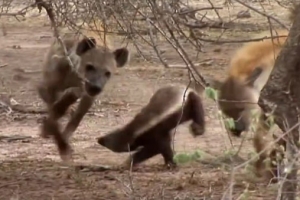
[76,37,97,55]
[113,47,130,68]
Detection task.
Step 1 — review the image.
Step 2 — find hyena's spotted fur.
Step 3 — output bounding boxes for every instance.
[37,36,130,161]
[208,20,296,181]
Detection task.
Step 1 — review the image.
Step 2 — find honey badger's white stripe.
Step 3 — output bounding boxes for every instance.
[132,85,196,138]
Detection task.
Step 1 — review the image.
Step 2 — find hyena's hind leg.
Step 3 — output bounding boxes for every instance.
[37,83,59,138]
[188,92,206,136]
[37,84,59,108]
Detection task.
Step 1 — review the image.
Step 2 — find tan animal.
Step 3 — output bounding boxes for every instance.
[208,4,299,180]
[210,32,287,179]
[37,35,130,161]
[97,84,206,169]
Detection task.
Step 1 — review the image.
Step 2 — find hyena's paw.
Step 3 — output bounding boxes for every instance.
[189,122,205,136]
[57,137,74,163]
[59,147,74,163]
[265,149,283,183]
[254,159,279,183]
[39,117,52,139]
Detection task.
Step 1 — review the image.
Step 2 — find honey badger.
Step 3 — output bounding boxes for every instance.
[37,36,130,161]
[97,84,206,168]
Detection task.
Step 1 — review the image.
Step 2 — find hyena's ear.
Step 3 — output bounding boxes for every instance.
[245,67,263,87]
[76,37,97,56]
[113,47,130,68]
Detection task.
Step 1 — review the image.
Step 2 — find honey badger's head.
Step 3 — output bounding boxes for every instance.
[72,37,130,97]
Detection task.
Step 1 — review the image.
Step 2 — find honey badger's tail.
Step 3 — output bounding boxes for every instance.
[288,2,300,23]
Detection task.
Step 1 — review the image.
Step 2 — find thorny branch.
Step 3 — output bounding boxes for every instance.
[1,0,291,89]
[34,0,89,83]
[0,0,41,22]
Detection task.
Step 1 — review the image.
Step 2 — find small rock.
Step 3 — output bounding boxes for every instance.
[12,45,21,49]
[236,10,251,19]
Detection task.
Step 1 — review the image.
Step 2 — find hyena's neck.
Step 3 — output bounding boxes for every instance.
[252,65,274,93]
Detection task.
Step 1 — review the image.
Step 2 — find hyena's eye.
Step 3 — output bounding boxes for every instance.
[85,64,95,72]
[105,71,111,78]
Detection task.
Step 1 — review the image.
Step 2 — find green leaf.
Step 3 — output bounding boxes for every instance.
[205,87,218,101]
[173,153,191,164]
[266,114,275,127]
[224,118,235,129]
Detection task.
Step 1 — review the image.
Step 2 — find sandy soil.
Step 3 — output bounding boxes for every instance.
[0,0,295,199]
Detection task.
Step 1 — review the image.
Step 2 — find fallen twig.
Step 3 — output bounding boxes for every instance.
[74,164,112,172]
[0,135,32,142]
[0,64,8,68]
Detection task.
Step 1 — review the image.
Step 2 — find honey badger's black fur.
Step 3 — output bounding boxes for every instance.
[97,84,206,168]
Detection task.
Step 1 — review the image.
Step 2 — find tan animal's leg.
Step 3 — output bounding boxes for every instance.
[268,132,286,182]
[253,113,284,181]
[253,113,271,177]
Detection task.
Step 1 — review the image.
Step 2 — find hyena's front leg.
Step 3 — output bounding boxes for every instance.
[252,113,281,181]
[41,87,82,160]
[268,132,286,182]
[62,94,94,140]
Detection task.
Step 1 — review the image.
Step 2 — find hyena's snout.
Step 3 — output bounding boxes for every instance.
[85,81,102,97]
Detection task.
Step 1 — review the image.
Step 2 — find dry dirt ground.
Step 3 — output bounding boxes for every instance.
[0,1,297,200]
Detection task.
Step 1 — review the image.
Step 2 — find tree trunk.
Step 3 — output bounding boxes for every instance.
[258,7,300,200]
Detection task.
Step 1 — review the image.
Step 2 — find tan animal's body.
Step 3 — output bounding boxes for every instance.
[37,34,130,161]
[209,28,290,180]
